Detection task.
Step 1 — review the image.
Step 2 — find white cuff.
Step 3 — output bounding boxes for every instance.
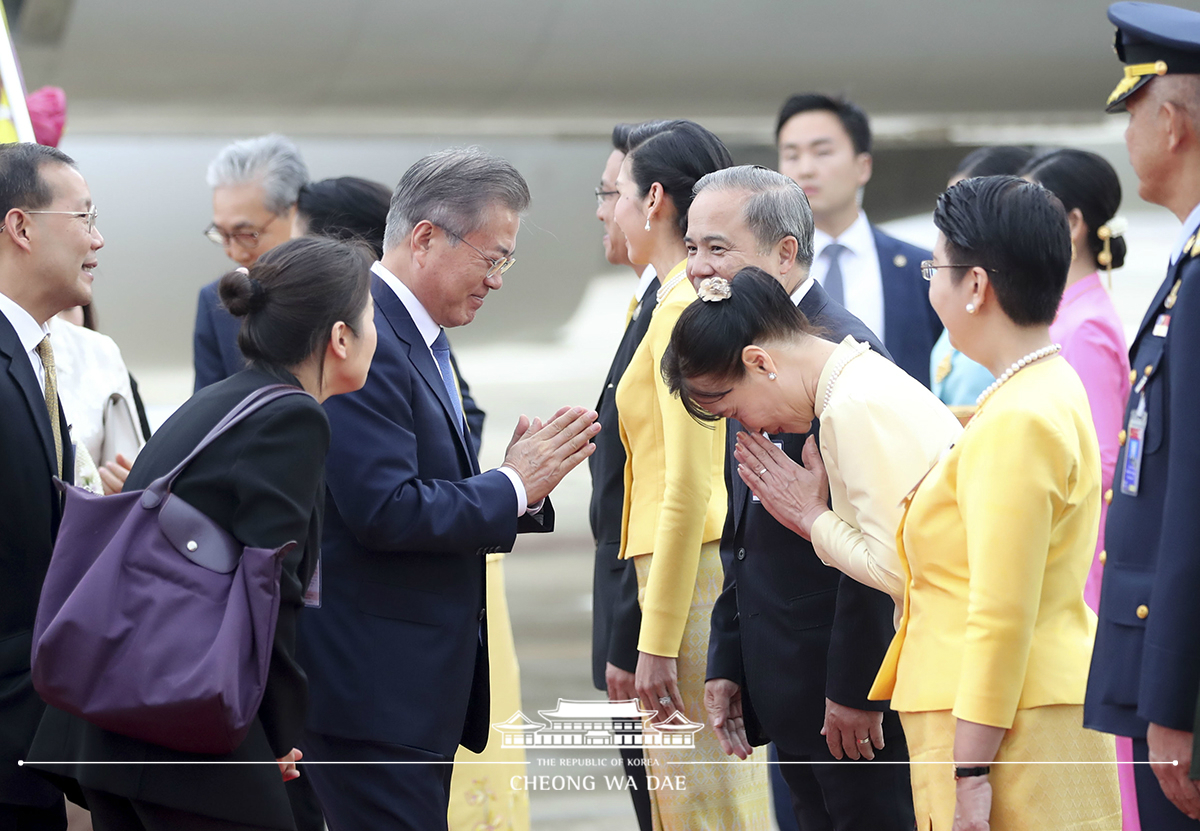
[497,465,529,517]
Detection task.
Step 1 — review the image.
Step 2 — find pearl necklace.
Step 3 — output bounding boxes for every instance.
[821,340,871,414]
[974,344,1062,408]
[656,270,688,304]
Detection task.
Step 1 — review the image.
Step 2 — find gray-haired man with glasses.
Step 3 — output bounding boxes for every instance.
[192,134,308,391]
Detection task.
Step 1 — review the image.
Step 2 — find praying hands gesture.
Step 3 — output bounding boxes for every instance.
[734,432,830,540]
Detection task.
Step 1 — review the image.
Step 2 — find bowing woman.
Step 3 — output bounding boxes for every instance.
[27,237,376,831]
[611,120,772,829]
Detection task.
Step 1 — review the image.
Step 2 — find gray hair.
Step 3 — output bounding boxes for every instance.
[383,147,531,253]
[206,134,309,214]
[693,166,814,268]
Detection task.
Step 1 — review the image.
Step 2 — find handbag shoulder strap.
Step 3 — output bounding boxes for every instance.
[141,385,311,505]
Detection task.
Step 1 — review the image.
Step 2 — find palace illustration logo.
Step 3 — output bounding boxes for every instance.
[492,698,705,749]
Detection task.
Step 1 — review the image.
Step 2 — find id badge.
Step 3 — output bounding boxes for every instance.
[303,556,321,608]
[751,438,785,503]
[1120,396,1148,497]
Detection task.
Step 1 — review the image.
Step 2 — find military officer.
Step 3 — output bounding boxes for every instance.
[1085,3,1200,826]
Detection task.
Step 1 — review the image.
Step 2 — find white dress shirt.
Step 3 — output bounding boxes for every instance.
[789,275,816,307]
[372,261,533,515]
[0,289,50,394]
[811,211,884,341]
[634,264,658,304]
[1170,200,1200,264]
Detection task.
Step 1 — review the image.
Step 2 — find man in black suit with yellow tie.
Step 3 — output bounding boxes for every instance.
[588,120,673,831]
[686,166,914,831]
[0,143,99,830]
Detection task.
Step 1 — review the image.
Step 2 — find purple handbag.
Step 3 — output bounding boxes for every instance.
[31,385,307,755]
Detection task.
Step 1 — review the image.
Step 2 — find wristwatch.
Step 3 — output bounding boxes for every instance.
[954,765,991,780]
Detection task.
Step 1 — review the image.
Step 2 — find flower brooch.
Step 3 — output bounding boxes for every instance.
[697,276,732,302]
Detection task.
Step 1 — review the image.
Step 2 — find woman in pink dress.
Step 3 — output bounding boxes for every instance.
[1024,147,1136,830]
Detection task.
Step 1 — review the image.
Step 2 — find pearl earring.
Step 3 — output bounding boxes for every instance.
[966,303,976,314]
[768,372,777,380]
[644,217,651,232]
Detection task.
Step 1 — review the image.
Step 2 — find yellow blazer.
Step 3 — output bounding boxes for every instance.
[870,357,1101,729]
[616,261,727,658]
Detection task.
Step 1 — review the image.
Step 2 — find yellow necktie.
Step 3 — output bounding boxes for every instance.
[36,335,63,478]
[625,295,639,327]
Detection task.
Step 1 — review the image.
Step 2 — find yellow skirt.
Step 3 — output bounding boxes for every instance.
[633,542,771,831]
[901,705,1120,831]
[448,553,530,831]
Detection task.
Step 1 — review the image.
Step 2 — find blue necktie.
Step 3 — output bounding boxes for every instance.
[823,242,848,306]
[431,329,465,435]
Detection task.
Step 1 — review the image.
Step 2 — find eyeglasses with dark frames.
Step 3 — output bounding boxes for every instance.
[920,260,997,281]
[204,213,282,249]
[439,226,516,279]
[595,187,620,208]
[18,205,100,234]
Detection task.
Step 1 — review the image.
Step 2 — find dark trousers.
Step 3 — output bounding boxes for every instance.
[302,730,454,831]
[770,743,801,831]
[284,773,325,831]
[0,801,66,831]
[81,789,273,831]
[775,734,915,831]
[1133,737,1200,828]
[618,743,653,831]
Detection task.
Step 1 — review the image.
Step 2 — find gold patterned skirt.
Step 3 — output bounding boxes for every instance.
[901,705,1120,831]
[634,542,771,831]
[448,553,530,831]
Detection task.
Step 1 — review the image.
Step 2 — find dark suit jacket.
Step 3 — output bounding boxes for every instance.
[706,281,901,755]
[27,368,328,830]
[1086,245,1200,741]
[588,278,658,688]
[0,309,74,809]
[192,279,487,451]
[297,275,551,759]
[873,228,941,388]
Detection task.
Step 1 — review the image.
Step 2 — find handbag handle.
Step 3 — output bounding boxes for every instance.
[139,385,312,508]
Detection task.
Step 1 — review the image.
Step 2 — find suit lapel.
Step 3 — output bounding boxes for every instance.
[373,277,476,470]
[0,313,57,476]
[1130,256,1185,357]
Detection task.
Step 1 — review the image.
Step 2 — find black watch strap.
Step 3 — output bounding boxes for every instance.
[954,765,991,779]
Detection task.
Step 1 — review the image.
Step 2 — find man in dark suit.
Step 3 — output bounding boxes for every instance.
[0,143,96,830]
[1085,5,1200,828]
[588,121,672,831]
[777,93,941,386]
[297,148,600,831]
[686,166,914,830]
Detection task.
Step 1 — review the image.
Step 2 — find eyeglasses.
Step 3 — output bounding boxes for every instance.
[204,213,281,249]
[440,226,516,279]
[920,260,996,281]
[22,205,99,234]
[595,187,619,208]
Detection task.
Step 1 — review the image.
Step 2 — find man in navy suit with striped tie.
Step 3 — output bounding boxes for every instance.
[298,148,600,831]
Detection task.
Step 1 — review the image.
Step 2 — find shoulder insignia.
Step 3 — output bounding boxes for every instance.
[893,254,908,268]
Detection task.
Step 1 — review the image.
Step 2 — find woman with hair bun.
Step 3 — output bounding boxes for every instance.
[1023,147,1137,831]
[610,120,773,828]
[28,236,377,831]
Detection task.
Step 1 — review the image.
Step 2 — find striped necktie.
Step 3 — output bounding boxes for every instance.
[431,329,466,436]
[36,335,63,477]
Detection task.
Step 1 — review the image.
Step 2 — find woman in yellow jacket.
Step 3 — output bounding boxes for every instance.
[871,176,1121,830]
[611,120,770,831]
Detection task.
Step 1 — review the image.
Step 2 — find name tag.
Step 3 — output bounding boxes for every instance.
[751,439,785,503]
[1153,314,1171,338]
[303,556,321,608]
[1120,397,1148,497]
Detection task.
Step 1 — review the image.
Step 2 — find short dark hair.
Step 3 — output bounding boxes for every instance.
[219,236,373,382]
[662,266,819,422]
[627,120,733,235]
[952,146,1034,180]
[612,120,676,155]
[932,175,1070,326]
[297,176,392,259]
[775,94,871,155]
[1022,148,1125,270]
[0,143,76,223]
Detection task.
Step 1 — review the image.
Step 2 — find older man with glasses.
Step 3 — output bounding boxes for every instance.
[192,133,308,391]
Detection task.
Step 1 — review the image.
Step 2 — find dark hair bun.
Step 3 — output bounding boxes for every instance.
[218,268,268,318]
[1109,235,1127,270]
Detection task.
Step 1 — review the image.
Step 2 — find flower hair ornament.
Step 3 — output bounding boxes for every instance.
[1096,216,1127,289]
[697,276,732,302]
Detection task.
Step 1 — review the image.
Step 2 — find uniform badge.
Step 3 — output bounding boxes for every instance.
[1153,314,1171,337]
[893,254,907,268]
